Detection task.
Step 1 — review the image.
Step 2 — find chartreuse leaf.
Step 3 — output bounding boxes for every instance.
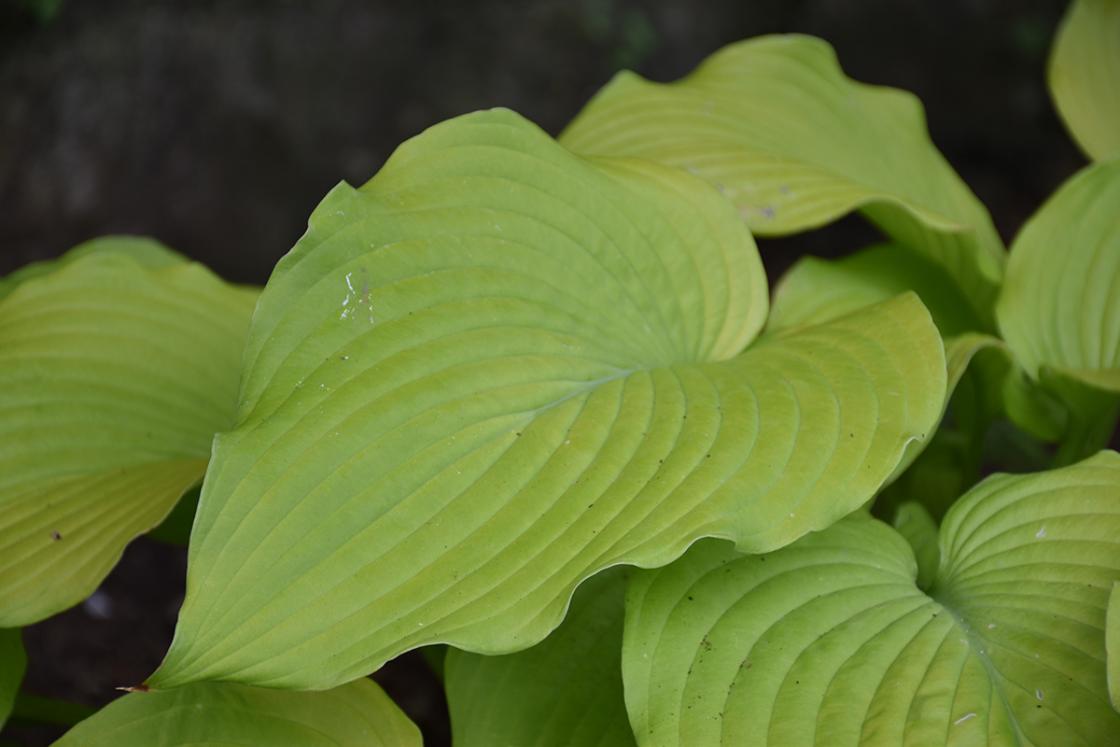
[768,244,980,338]
[767,243,1001,482]
[0,236,182,302]
[891,502,939,591]
[1109,583,1120,711]
[149,108,946,691]
[560,34,1005,321]
[1049,0,1120,161]
[52,679,419,747]
[768,244,1004,397]
[0,628,25,728]
[445,568,635,747]
[998,161,1120,393]
[623,451,1120,746]
[766,243,1001,399]
[0,242,258,626]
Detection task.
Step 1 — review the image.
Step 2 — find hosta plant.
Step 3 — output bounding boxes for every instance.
[2,4,1118,745]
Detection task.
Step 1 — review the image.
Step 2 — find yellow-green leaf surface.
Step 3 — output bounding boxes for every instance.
[1050,0,1120,160]
[0,243,258,626]
[0,628,25,728]
[891,501,939,591]
[766,245,1000,397]
[997,160,1120,392]
[768,244,980,338]
[0,236,182,302]
[150,109,946,691]
[52,678,419,747]
[1108,583,1119,711]
[623,451,1120,746]
[560,34,1005,320]
[445,568,636,747]
[766,244,1000,481]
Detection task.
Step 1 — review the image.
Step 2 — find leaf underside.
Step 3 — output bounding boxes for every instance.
[560,34,1005,321]
[623,451,1120,746]
[0,242,257,626]
[150,109,946,691]
[53,679,420,747]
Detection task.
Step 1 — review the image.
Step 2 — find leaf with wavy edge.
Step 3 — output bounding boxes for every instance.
[0,628,25,729]
[766,245,999,399]
[766,243,1000,482]
[53,678,419,746]
[998,160,1120,393]
[445,568,636,747]
[0,236,183,302]
[1050,0,1120,161]
[149,109,945,691]
[768,244,980,338]
[560,34,1005,321]
[623,451,1120,746]
[0,242,258,626]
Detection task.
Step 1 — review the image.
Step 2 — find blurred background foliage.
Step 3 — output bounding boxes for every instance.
[1,0,1083,286]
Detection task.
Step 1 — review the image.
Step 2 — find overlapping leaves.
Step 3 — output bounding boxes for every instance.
[445,568,635,747]
[766,243,1002,484]
[560,34,1005,321]
[623,451,1120,745]
[150,108,946,691]
[0,241,257,626]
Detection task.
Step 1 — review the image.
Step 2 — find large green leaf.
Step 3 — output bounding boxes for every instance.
[149,109,946,690]
[52,678,419,746]
[445,568,636,747]
[998,161,1120,393]
[1049,0,1120,161]
[560,34,1005,321]
[0,628,25,729]
[0,242,258,626]
[623,451,1120,746]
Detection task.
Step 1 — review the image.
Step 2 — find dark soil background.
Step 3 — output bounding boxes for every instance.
[0,0,1090,745]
